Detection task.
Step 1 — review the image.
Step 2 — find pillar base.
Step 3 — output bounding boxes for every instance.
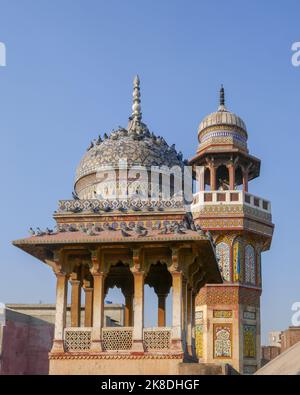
[51,340,65,354]
[131,340,145,353]
[91,340,103,352]
[171,339,183,352]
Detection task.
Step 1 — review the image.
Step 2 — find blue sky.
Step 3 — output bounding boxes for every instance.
[0,0,299,343]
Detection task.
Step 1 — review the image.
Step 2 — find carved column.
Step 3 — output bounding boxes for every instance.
[90,250,105,351]
[131,249,144,352]
[186,286,193,356]
[51,271,68,353]
[182,278,188,352]
[83,280,93,327]
[169,249,183,351]
[243,169,249,192]
[210,165,217,191]
[191,290,197,359]
[70,273,81,327]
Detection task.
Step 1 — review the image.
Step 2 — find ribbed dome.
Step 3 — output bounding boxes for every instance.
[198,105,247,135]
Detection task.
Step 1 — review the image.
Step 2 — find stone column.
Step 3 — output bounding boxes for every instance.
[124,293,133,327]
[210,165,217,191]
[51,272,68,353]
[186,286,193,356]
[70,275,81,327]
[83,286,93,327]
[132,271,145,351]
[182,278,188,352]
[90,250,105,351]
[191,290,197,359]
[170,271,183,351]
[157,293,167,327]
[243,170,249,192]
[228,163,235,190]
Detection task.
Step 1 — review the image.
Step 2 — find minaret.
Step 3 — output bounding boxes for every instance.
[189,88,274,374]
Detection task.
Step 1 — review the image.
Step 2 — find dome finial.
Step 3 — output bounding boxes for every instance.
[132,74,142,121]
[218,84,226,111]
[220,84,225,106]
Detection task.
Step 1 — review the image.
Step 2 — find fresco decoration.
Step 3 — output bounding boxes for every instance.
[213,324,232,358]
[216,242,231,282]
[245,244,256,285]
[195,325,203,358]
[244,325,256,358]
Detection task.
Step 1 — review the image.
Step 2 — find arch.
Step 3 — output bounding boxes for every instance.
[216,242,231,282]
[245,244,256,285]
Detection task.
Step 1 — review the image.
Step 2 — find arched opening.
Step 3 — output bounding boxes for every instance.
[216,165,229,190]
[105,261,134,327]
[235,166,243,190]
[145,262,172,327]
[204,167,211,190]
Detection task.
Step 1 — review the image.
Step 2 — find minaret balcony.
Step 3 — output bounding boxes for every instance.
[191,190,273,238]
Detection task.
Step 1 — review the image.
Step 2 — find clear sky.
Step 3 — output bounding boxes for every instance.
[0,0,299,343]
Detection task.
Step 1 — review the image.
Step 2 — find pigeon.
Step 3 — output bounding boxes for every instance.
[36,227,45,236]
[103,223,114,231]
[152,222,161,230]
[71,207,83,213]
[68,225,77,232]
[121,229,130,237]
[92,206,101,213]
[157,206,164,212]
[133,225,144,235]
[131,205,141,212]
[86,228,95,236]
[159,226,168,235]
[118,206,127,212]
[103,206,111,213]
[96,135,103,145]
[29,227,35,236]
[94,225,103,232]
[120,223,131,231]
[87,141,94,151]
[46,227,53,235]
[138,229,148,237]
[72,192,79,200]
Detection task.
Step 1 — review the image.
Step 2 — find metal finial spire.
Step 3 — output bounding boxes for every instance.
[132,75,142,121]
[220,84,225,106]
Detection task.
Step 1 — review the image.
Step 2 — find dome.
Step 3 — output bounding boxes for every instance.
[75,126,184,182]
[74,76,185,199]
[197,86,248,153]
[198,106,247,135]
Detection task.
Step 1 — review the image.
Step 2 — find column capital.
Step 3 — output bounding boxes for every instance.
[130,247,144,273]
